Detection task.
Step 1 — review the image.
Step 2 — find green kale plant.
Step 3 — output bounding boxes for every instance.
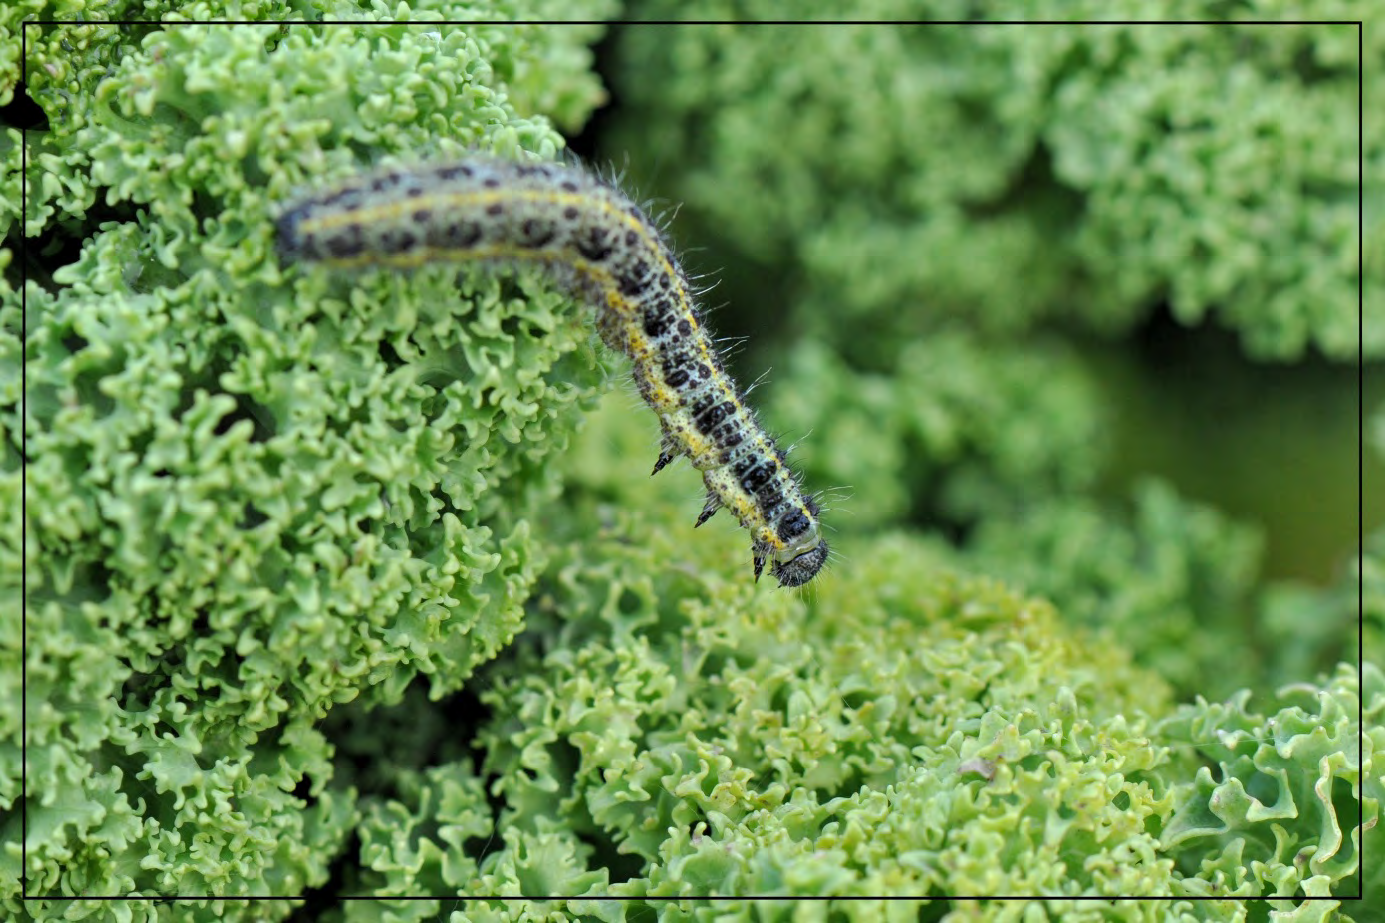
[5,2,1373,920]
[8,1,615,914]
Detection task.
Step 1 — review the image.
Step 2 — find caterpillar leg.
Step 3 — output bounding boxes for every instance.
[651,424,679,476]
[752,551,767,583]
[651,449,676,476]
[694,494,720,527]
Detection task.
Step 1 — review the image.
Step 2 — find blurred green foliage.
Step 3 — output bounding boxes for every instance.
[608,2,1369,361]
[5,1,1373,920]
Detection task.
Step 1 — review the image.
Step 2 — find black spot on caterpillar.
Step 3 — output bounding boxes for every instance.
[276,156,828,587]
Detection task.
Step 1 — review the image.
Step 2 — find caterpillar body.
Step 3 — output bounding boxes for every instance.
[276,157,828,588]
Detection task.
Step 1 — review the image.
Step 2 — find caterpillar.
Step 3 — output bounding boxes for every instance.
[275,156,828,588]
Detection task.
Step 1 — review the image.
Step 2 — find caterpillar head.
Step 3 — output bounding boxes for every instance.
[771,538,829,588]
[765,512,827,588]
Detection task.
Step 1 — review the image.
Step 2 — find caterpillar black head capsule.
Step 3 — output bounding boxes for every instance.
[770,539,829,588]
[767,507,827,588]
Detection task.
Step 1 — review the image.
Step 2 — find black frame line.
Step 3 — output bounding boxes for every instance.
[16,12,1367,910]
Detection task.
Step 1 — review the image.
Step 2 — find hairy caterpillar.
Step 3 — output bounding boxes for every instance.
[275,156,828,587]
